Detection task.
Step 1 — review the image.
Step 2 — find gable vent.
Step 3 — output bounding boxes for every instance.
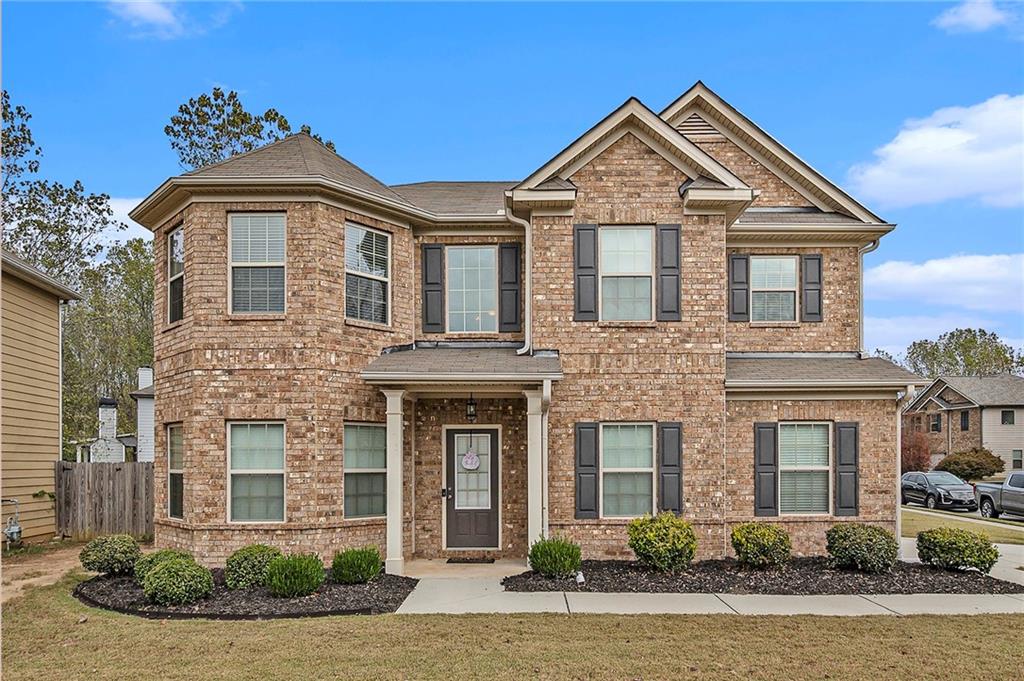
[676,112,719,137]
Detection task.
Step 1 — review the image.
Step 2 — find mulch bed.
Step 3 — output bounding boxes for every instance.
[74,568,418,620]
[503,558,1024,595]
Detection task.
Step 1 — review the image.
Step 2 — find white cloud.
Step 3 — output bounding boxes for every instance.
[865,313,1004,357]
[932,1,1012,33]
[847,93,1024,208]
[865,253,1024,313]
[105,1,241,40]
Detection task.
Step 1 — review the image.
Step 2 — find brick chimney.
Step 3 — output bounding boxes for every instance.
[98,397,118,439]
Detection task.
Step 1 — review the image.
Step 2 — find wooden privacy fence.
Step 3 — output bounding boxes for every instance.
[54,461,154,540]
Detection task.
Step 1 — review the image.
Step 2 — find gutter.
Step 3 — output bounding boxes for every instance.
[361,372,564,383]
[857,239,880,355]
[503,202,534,356]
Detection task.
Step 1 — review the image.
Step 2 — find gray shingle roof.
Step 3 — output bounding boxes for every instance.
[130,384,154,399]
[940,375,1024,406]
[389,181,517,216]
[726,356,921,386]
[735,210,866,225]
[362,347,562,381]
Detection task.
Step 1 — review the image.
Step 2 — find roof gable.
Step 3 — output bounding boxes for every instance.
[660,82,882,223]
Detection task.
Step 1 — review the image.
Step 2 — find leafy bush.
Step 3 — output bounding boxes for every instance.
[265,553,325,597]
[528,537,582,578]
[331,547,382,584]
[225,544,283,590]
[901,431,931,474]
[79,534,142,575]
[730,522,791,568]
[134,548,194,585]
[142,558,214,606]
[917,527,999,573]
[825,524,898,573]
[627,513,697,572]
[935,447,1004,481]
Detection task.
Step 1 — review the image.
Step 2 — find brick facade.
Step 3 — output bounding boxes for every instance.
[902,383,982,464]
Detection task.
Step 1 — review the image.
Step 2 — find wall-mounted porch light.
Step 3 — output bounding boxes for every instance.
[466,393,477,423]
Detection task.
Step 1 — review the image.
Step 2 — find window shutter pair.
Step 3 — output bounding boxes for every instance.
[573,224,682,322]
[752,422,859,517]
[728,254,823,322]
[574,422,683,519]
[421,243,521,333]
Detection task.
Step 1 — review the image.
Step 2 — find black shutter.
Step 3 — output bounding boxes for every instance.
[575,422,599,519]
[656,224,682,322]
[801,254,823,323]
[574,224,598,321]
[729,254,749,322]
[422,244,445,333]
[835,422,859,516]
[658,422,683,513]
[498,243,521,332]
[754,422,778,517]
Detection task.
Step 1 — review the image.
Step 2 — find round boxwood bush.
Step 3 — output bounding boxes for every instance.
[135,548,194,585]
[917,527,999,573]
[225,544,283,590]
[528,536,582,578]
[627,513,697,572]
[730,522,791,568]
[79,534,142,575]
[142,558,214,606]
[825,524,898,574]
[331,547,382,584]
[265,553,325,598]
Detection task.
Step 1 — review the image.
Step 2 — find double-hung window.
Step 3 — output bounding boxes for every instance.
[447,246,498,333]
[600,423,655,517]
[750,256,798,322]
[345,223,390,325]
[778,422,830,514]
[228,422,285,522]
[343,424,387,518]
[1001,409,1015,425]
[1012,450,1022,470]
[960,410,970,431]
[230,214,286,313]
[599,227,654,321]
[167,424,184,519]
[167,226,185,323]
[930,414,941,432]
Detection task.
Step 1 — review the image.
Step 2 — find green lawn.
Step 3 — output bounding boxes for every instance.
[901,508,1024,545]
[2,573,1022,681]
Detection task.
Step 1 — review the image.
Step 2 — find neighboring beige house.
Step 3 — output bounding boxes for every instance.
[1,251,79,542]
[131,82,920,571]
[903,374,1024,472]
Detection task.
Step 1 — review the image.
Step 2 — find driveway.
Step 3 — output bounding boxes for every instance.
[901,502,1024,524]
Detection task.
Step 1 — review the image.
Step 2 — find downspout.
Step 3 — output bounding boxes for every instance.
[504,203,533,356]
[896,383,917,558]
[857,239,880,356]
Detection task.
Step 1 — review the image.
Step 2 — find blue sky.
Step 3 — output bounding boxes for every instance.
[4,1,1022,354]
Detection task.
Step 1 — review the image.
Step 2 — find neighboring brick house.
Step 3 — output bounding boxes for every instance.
[903,375,1024,472]
[130,82,921,570]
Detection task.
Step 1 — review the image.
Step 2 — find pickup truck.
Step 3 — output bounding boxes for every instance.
[974,472,1024,519]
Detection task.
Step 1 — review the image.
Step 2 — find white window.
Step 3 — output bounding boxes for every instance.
[167,424,184,519]
[229,214,286,313]
[228,422,285,522]
[750,256,798,322]
[343,424,386,518]
[447,246,498,333]
[600,226,654,321]
[167,226,185,323]
[600,423,655,517]
[778,422,831,515]
[345,224,390,325]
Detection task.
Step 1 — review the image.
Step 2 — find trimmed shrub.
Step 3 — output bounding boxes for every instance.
[917,527,999,573]
[528,537,582,578]
[142,558,214,606]
[332,547,383,584]
[79,534,142,575]
[135,549,194,585]
[627,513,697,573]
[825,524,898,574]
[935,448,1004,481]
[265,553,325,598]
[225,544,283,590]
[730,522,791,568]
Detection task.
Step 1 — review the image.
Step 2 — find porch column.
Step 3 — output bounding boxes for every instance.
[525,389,544,547]
[383,389,405,575]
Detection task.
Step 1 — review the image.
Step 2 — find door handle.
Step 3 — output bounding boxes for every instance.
[440,487,453,499]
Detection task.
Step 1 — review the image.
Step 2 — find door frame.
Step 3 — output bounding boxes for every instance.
[441,424,502,551]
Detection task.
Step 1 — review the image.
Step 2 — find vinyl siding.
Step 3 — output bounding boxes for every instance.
[981,407,1024,471]
[2,273,62,540]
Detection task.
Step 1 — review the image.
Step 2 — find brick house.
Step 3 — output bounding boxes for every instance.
[131,82,921,571]
[903,375,1024,472]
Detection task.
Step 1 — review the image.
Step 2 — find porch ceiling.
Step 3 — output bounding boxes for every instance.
[361,347,563,385]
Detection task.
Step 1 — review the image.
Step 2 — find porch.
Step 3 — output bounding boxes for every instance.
[360,345,562,574]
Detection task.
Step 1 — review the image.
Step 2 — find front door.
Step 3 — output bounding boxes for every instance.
[445,428,499,549]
